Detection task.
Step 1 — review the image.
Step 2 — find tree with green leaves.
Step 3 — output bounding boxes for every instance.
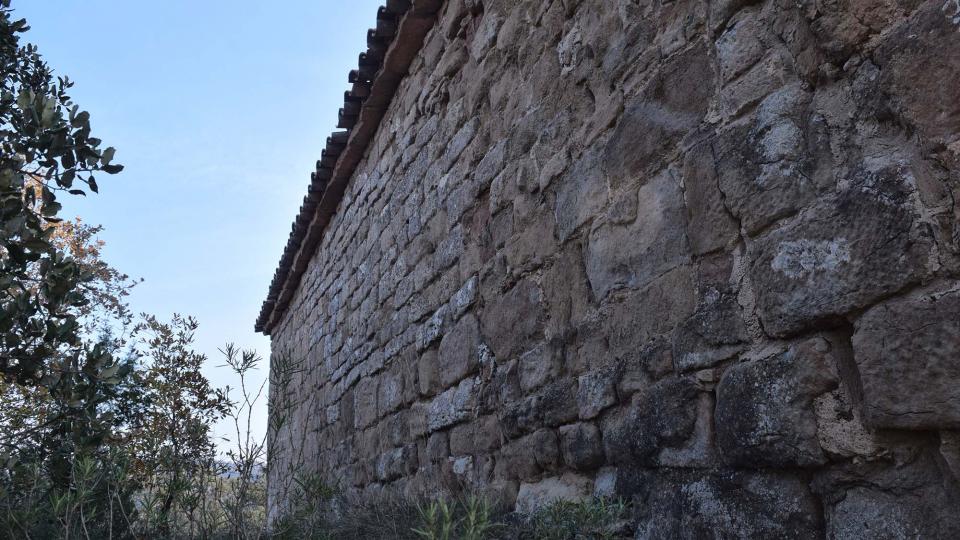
[0,1,140,536]
[124,314,231,536]
[0,0,124,385]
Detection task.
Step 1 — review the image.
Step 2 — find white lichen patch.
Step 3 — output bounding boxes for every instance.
[945,0,960,28]
[772,239,851,279]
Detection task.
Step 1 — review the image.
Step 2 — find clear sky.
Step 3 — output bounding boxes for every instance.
[14,0,383,453]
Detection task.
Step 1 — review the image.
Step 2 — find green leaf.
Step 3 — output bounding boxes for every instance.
[100,146,116,165]
[60,168,76,186]
[71,110,90,127]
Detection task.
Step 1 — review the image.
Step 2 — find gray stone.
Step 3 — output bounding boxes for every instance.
[718,49,795,119]
[518,344,562,392]
[681,140,739,256]
[418,349,440,397]
[814,451,960,540]
[354,377,380,429]
[427,377,479,432]
[576,367,618,420]
[602,42,714,187]
[749,164,935,337]
[603,377,699,465]
[606,266,697,359]
[449,415,501,455]
[559,423,603,471]
[852,285,960,430]
[376,444,418,482]
[425,431,449,464]
[499,378,578,438]
[672,291,748,372]
[715,10,767,83]
[716,337,839,468]
[554,148,608,242]
[633,470,822,539]
[585,170,690,301]
[515,473,593,514]
[451,275,478,318]
[437,313,481,389]
[714,84,828,236]
[480,279,545,360]
[495,429,559,481]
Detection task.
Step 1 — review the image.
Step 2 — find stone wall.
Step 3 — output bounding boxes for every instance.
[266,0,960,535]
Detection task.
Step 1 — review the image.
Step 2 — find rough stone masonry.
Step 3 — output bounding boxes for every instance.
[259,0,960,536]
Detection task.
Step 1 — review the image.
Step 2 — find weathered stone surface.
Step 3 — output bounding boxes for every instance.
[852,285,960,429]
[632,470,822,539]
[585,170,690,300]
[266,1,960,535]
[681,140,739,256]
[427,377,478,432]
[814,449,960,539]
[449,415,501,456]
[606,266,697,359]
[518,343,561,393]
[576,366,617,421]
[437,313,481,389]
[376,444,417,482]
[715,83,828,236]
[499,378,578,438]
[672,291,748,372]
[603,377,699,465]
[749,164,935,337]
[602,42,714,187]
[875,1,960,148]
[495,429,559,482]
[480,278,544,360]
[558,423,603,471]
[555,148,608,242]
[515,473,593,515]
[417,349,440,397]
[716,337,839,467]
[943,432,960,482]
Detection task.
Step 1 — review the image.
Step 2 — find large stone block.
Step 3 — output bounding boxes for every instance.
[585,169,690,301]
[499,378,579,438]
[852,285,960,429]
[603,377,699,465]
[874,4,960,149]
[515,473,593,515]
[672,291,748,372]
[518,343,562,393]
[354,377,380,429]
[437,313,481,389]
[681,140,739,256]
[558,423,603,471]
[715,83,830,236]
[606,266,697,357]
[427,377,479,432]
[480,278,545,360]
[602,41,714,187]
[716,337,839,468]
[554,148,608,242]
[749,163,935,337]
[494,429,559,482]
[576,366,618,420]
[814,448,960,539]
[632,470,823,539]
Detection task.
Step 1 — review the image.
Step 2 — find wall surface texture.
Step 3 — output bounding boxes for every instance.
[266,0,960,536]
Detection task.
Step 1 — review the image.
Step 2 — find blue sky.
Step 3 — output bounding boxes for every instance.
[15,0,383,452]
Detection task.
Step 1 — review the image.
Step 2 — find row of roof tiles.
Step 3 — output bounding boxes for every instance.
[257,0,443,334]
